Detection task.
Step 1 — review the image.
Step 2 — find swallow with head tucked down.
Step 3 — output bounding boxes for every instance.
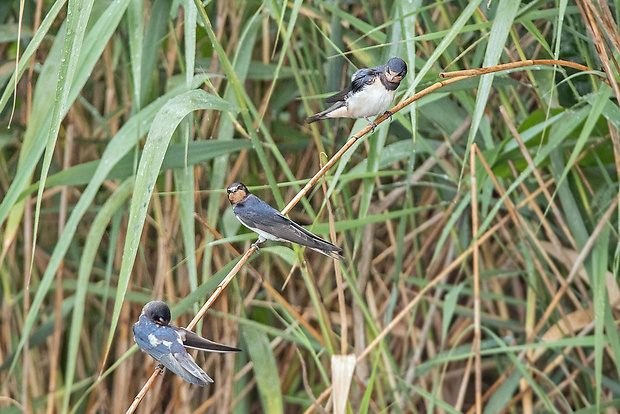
[227,182,344,260]
[306,57,407,130]
[133,301,240,386]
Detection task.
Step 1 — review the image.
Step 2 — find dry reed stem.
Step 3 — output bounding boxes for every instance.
[470,144,481,413]
[305,156,597,414]
[576,1,620,101]
[468,136,594,411]
[126,59,597,413]
[466,196,619,413]
[321,174,348,355]
[304,213,522,414]
[439,59,596,78]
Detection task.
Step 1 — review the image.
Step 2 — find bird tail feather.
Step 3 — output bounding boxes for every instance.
[309,244,344,260]
[306,101,345,123]
[306,109,330,123]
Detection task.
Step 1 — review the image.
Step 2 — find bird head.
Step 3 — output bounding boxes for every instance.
[142,301,171,326]
[227,182,250,205]
[384,57,407,83]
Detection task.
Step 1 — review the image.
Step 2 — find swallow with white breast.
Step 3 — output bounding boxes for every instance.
[227,182,344,260]
[133,301,240,386]
[306,57,407,130]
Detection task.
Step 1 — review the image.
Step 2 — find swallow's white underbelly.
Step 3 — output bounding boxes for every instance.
[329,79,395,119]
[251,226,282,242]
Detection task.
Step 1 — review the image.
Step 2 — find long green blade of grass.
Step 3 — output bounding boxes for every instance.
[105,89,238,360]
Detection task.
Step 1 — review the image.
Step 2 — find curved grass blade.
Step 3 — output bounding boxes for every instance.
[22,139,252,193]
[126,0,144,108]
[105,89,238,363]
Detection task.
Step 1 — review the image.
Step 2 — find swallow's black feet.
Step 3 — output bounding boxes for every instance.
[251,240,264,250]
[383,110,393,121]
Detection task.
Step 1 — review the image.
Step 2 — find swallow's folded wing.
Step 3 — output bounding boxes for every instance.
[160,351,213,385]
[324,87,350,103]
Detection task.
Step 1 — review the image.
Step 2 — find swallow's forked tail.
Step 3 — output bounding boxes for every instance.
[306,110,329,124]
[307,240,344,260]
[306,100,346,124]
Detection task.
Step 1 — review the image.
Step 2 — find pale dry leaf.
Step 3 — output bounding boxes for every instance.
[534,308,594,360]
[331,354,356,414]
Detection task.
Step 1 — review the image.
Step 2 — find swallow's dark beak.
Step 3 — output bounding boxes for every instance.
[386,70,402,83]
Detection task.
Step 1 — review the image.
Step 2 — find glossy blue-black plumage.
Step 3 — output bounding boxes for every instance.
[306,57,407,126]
[133,301,240,386]
[227,183,343,259]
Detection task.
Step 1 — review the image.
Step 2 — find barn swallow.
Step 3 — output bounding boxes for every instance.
[133,301,240,386]
[306,57,407,130]
[226,182,344,260]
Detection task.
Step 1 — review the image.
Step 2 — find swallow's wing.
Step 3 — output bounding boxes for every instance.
[241,199,339,249]
[271,213,341,251]
[325,67,381,103]
[350,67,382,93]
[158,350,213,386]
[175,327,241,353]
[324,87,350,103]
[134,324,212,386]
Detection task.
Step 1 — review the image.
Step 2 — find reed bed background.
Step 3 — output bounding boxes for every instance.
[1,0,619,413]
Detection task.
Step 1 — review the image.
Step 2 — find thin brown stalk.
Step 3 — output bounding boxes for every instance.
[321,170,348,355]
[22,199,32,414]
[576,1,620,101]
[466,196,619,413]
[46,124,73,414]
[455,347,475,411]
[8,0,24,127]
[470,144,482,413]
[440,59,596,78]
[125,366,165,414]
[305,179,566,414]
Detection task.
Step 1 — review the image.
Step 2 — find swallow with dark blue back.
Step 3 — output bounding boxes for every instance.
[133,301,240,386]
[306,57,408,131]
[227,182,344,260]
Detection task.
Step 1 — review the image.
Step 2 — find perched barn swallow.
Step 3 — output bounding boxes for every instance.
[133,301,240,386]
[227,182,344,260]
[306,57,407,130]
